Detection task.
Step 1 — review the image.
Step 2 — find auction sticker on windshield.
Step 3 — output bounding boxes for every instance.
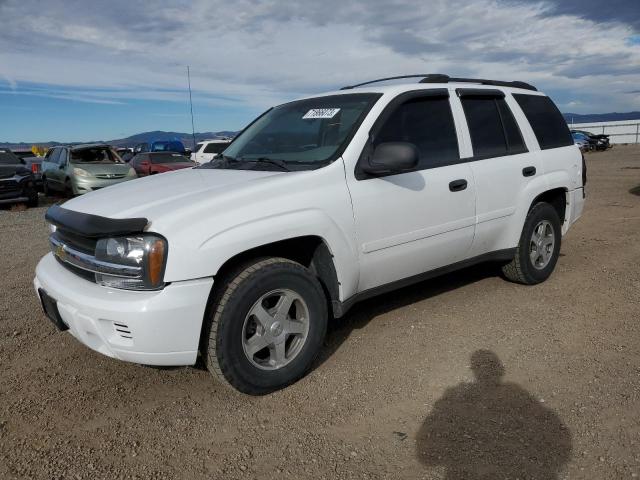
[302,108,340,119]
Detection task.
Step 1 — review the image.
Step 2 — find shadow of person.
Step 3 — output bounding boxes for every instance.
[417,350,572,480]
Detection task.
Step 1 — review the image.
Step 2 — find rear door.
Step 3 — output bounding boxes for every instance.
[44,147,64,190]
[346,90,476,292]
[454,89,540,257]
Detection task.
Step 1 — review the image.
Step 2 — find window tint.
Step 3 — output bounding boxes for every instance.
[203,142,228,154]
[48,148,60,164]
[461,96,527,157]
[374,95,459,169]
[462,97,507,157]
[513,94,573,149]
[58,149,67,165]
[496,99,526,153]
[0,150,20,164]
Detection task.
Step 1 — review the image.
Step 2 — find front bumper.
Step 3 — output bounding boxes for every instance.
[72,176,135,195]
[34,253,213,366]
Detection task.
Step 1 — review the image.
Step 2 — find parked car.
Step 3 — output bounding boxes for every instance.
[191,138,232,164]
[572,132,592,152]
[0,149,38,207]
[570,130,610,151]
[133,140,188,156]
[130,152,196,176]
[41,144,137,196]
[3,149,44,188]
[35,74,585,395]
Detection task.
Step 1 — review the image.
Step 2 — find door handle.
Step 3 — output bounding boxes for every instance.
[449,179,468,192]
[522,166,536,177]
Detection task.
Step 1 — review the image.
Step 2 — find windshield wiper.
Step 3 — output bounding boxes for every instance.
[239,157,291,172]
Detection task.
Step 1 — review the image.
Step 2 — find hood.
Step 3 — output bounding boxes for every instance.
[63,167,285,221]
[71,162,132,176]
[0,164,30,179]
[155,162,195,171]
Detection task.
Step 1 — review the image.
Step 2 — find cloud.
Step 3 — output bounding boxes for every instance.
[0,0,639,114]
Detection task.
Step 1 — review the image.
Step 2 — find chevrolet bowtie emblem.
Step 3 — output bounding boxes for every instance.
[55,244,67,262]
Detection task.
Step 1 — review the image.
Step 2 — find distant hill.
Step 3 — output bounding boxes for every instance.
[0,130,237,150]
[563,112,640,124]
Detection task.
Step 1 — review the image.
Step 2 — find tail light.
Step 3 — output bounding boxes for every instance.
[31,163,41,173]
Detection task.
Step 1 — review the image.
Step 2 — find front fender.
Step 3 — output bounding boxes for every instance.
[164,208,360,301]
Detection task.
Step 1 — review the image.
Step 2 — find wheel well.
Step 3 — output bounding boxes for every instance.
[212,236,340,313]
[530,188,567,224]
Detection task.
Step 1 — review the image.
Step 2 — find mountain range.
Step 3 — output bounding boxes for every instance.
[2,111,640,149]
[0,130,238,150]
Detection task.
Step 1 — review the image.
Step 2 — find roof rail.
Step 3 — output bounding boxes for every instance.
[340,74,537,91]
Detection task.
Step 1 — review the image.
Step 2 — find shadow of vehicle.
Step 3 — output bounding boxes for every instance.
[316,263,502,368]
[629,185,640,196]
[416,350,572,479]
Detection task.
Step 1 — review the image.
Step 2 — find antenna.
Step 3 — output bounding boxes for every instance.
[187,66,196,151]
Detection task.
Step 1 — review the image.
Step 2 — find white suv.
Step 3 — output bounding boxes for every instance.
[34,74,585,394]
[191,138,232,164]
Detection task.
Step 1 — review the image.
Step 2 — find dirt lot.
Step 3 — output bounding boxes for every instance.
[1,146,639,479]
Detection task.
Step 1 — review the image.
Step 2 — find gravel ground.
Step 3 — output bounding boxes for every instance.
[1,146,639,479]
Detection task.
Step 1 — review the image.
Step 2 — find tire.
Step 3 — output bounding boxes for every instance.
[64,179,74,198]
[25,186,38,208]
[202,257,328,395]
[502,202,562,285]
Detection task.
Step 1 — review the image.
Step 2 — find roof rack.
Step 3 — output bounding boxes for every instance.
[340,74,537,92]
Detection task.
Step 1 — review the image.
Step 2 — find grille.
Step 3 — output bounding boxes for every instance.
[55,229,97,255]
[95,174,126,179]
[113,322,132,339]
[54,255,95,282]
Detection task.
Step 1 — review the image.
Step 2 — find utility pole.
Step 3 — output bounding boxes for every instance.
[187,66,196,151]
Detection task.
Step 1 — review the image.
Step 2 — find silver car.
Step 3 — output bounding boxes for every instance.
[42,144,137,196]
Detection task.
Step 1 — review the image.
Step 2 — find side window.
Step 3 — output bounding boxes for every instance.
[496,99,526,153]
[48,148,61,164]
[461,96,507,157]
[58,149,67,165]
[513,94,573,149]
[204,143,228,154]
[461,95,527,157]
[374,95,459,170]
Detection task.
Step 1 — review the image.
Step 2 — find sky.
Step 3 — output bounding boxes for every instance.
[0,0,639,143]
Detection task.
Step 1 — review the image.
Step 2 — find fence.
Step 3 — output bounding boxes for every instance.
[568,120,640,144]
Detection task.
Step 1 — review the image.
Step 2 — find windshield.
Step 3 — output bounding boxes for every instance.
[221,93,381,168]
[152,141,185,152]
[71,148,123,164]
[0,150,20,165]
[150,153,191,164]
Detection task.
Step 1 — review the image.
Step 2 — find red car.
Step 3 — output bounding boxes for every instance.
[130,152,196,176]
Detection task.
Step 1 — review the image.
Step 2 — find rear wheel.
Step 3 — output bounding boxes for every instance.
[202,257,328,395]
[42,178,51,196]
[25,185,38,208]
[502,202,562,285]
[64,179,74,197]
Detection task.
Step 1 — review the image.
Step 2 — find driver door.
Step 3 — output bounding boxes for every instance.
[346,91,476,292]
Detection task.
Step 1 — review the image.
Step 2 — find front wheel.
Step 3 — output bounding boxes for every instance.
[502,202,562,285]
[202,257,328,395]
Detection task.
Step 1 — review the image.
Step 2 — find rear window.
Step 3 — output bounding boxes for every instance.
[0,150,20,165]
[513,94,573,150]
[204,142,228,154]
[152,141,185,152]
[71,148,122,164]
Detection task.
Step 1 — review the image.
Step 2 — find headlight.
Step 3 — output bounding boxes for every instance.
[48,223,57,233]
[73,168,91,177]
[94,234,167,290]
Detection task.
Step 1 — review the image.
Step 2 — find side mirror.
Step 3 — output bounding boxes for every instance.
[361,142,419,176]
